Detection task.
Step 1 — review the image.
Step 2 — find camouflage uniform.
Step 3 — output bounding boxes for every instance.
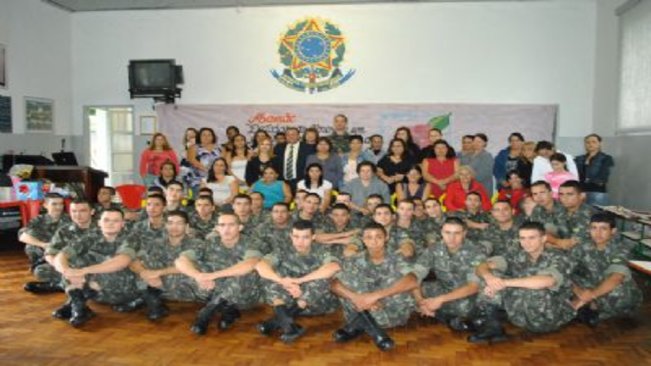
[570,238,643,320]
[556,204,595,242]
[529,201,564,236]
[119,234,206,302]
[395,220,427,253]
[478,248,575,333]
[61,229,139,305]
[292,211,327,229]
[413,241,486,318]
[261,244,339,315]
[128,219,166,244]
[315,219,360,259]
[188,211,218,240]
[418,216,444,248]
[180,234,261,308]
[335,252,416,328]
[386,226,423,260]
[477,221,520,257]
[450,210,492,245]
[248,221,293,256]
[39,223,95,284]
[329,132,351,155]
[21,214,70,273]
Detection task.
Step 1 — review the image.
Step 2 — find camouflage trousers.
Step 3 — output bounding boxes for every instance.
[24,245,45,271]
[33,263,62,284]
[572,277,643,321]
[263,278,339,315]
[422,281,477,318]
[340,292,415,329]
[478,287,575,333]
[136,274,206,303]
[592,282,643,320]
[65,270,140,305]
[205,273,262,310]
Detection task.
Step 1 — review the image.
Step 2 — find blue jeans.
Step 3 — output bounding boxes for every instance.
[586,192,609,206]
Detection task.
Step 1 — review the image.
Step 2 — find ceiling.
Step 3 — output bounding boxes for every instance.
[44,0,532,12]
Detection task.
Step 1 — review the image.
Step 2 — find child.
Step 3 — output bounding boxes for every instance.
[545,153,577,199]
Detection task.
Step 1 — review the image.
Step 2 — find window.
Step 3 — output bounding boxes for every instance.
[618,0,651,132]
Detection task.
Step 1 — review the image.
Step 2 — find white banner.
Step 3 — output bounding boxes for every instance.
[157,103,556,155]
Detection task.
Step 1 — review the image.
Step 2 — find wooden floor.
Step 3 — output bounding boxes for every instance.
[1,250,651,366]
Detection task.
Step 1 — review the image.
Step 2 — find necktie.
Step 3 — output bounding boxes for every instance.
[286,144,295,180]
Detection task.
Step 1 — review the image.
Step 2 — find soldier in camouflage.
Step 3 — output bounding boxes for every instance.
[118,210,206,321]
[164,181,190,214]
[188,195,218,240]
[468,221,576,343]
[477,200,521,257]
[130,194,167,244]
[413,217,486,330]
[450,192,492,247]
[33,199,96,293]
[328,114,351,155]
[368,204,418,260]
[176,212,261,335]
[52,208,138,327]
[314,203,360,258]
[255,220,341,343]
[394,199,428,255]
[569,213,643,325]
[248,202,293,256]
[529,181,565,238]
[19,193,70,293]
[231,194,259,235]
[549,180,596,251]
[331,222,419,351]
[291,192,327,228]
[92,186,122,221]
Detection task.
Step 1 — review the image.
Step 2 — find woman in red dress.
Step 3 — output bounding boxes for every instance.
[422,139,459,199]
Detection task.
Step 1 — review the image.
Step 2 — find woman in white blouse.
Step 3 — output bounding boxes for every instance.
[297,163,333,213]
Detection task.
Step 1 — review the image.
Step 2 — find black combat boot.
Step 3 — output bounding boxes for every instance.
[68,289,95,327]
[274,305,305,344]
[191,299,225,335]
[358,311,394,351]
[24,281,64,294]
[333,313,365,343]
[52,300,72,320]
[143,287,169,321]
[257,316,280,336]
[576,306,600,328]
[467,305,507,344]
[217,302,241,330]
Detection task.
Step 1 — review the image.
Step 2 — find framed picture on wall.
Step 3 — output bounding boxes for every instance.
[0,43,6,88]
[140,115,157,135]
[25,97,54,133]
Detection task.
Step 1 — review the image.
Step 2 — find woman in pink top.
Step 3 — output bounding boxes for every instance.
[422,139,459,199]
[545,152,578,199]
[139,133,180,187]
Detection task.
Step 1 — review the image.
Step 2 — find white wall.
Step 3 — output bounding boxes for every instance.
[71,1,597,141]
[0,0,75,165]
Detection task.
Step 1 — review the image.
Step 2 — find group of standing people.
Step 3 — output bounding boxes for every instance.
[139,115,616,217]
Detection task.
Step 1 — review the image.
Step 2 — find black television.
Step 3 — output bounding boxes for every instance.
[128,59,183,100]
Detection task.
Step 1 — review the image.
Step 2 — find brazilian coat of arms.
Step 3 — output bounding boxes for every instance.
[271,17,355,94]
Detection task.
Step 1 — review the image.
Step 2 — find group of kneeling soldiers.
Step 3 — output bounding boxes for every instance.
[17,179,643,351]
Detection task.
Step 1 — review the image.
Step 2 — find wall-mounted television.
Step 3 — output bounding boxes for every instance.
[128,59,183,101]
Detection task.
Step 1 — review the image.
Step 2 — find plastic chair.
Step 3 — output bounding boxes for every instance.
[115,184,147,210]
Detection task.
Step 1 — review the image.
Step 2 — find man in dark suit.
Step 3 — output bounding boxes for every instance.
[274,127,315,192]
